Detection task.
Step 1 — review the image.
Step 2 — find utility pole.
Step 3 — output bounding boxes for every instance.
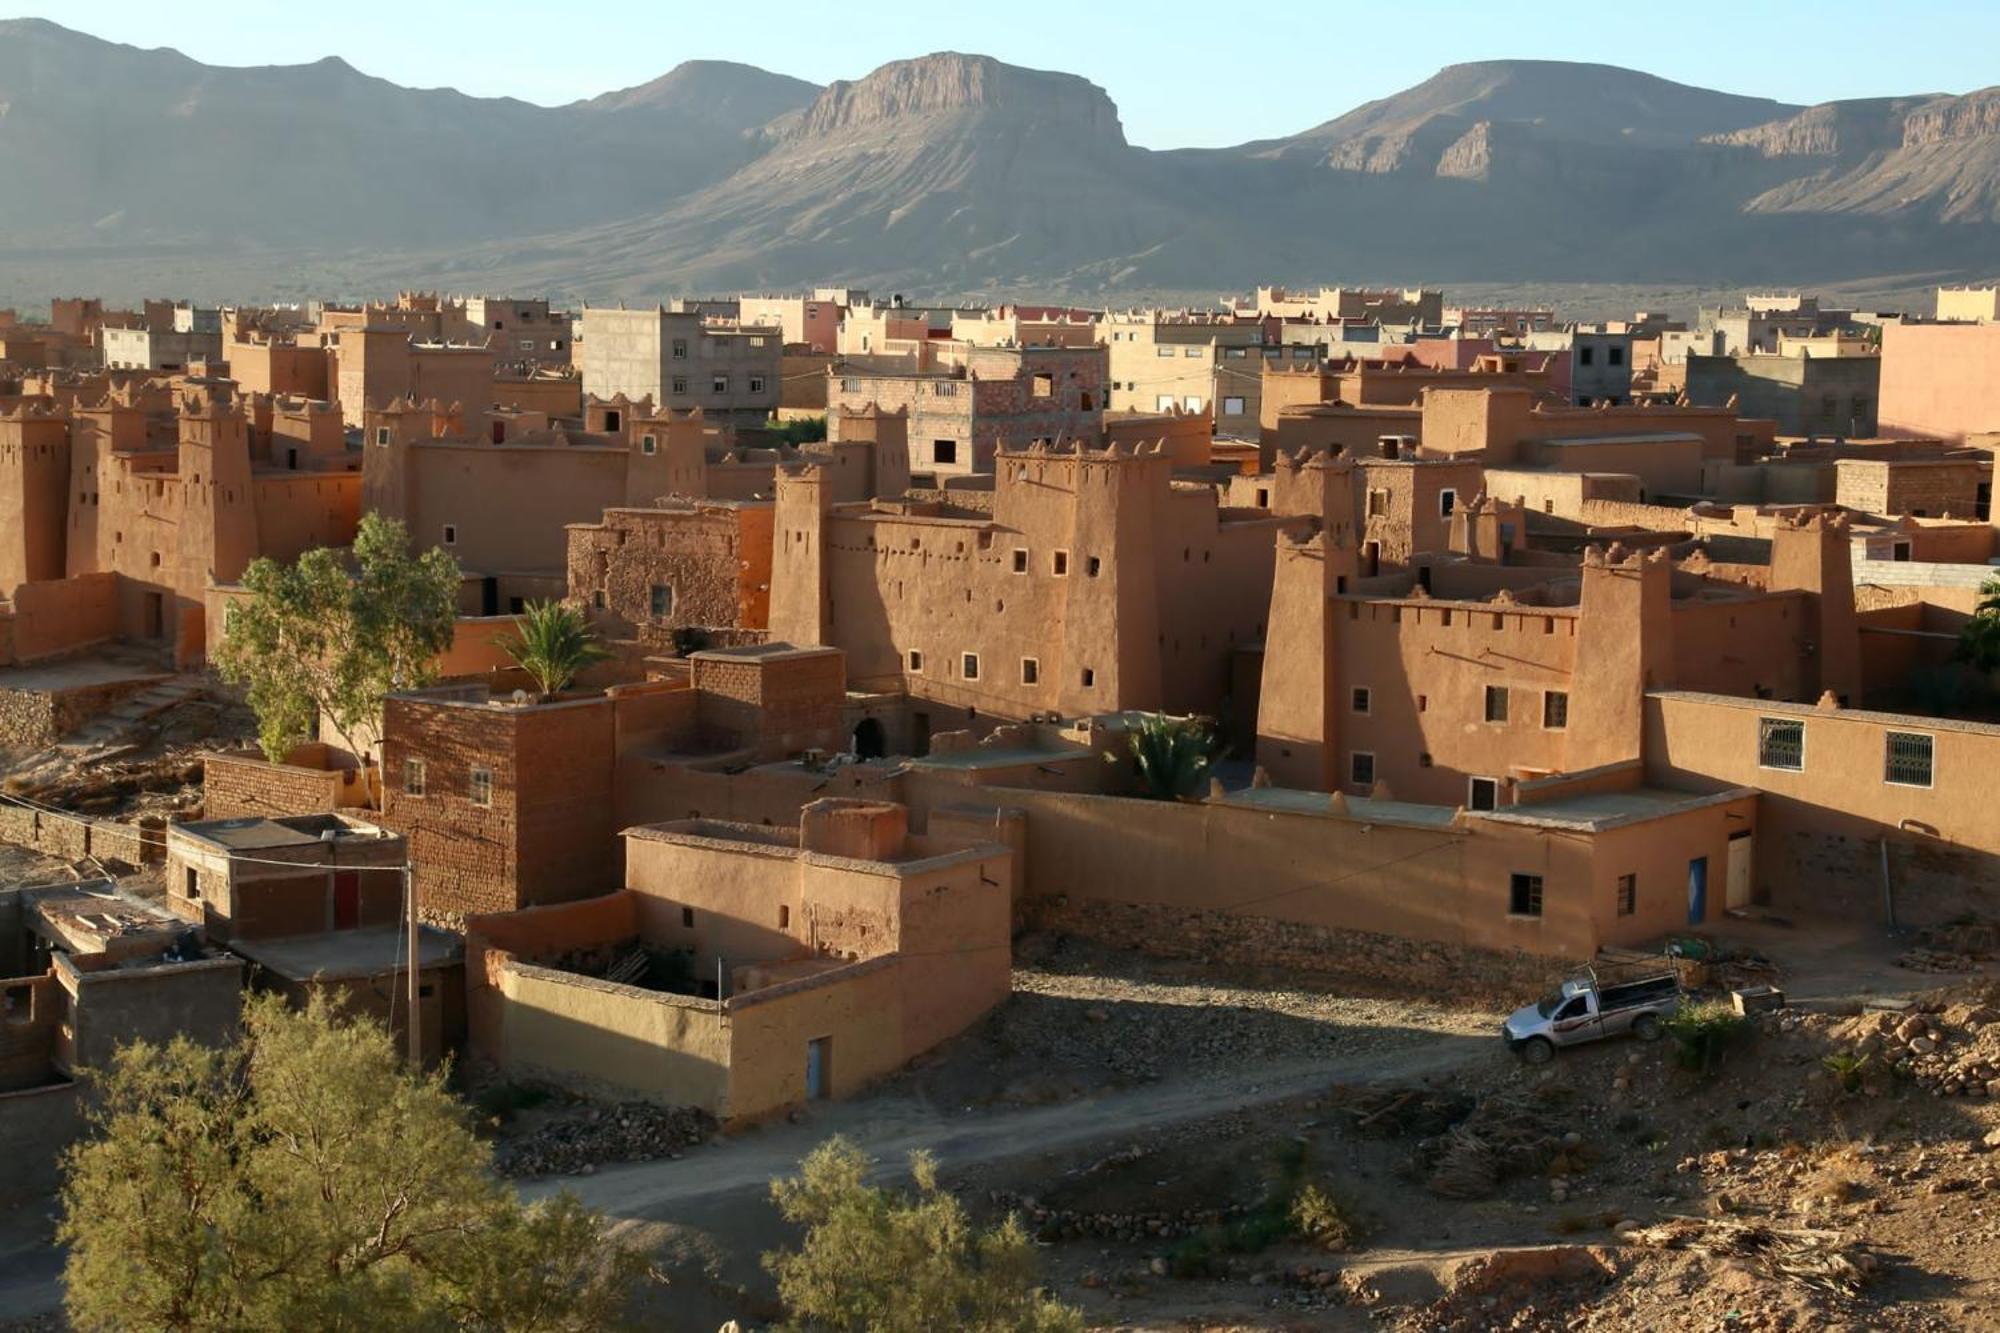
[405,864,421,1068]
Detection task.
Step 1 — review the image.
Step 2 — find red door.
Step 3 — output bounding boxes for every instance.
[333,872,360,930]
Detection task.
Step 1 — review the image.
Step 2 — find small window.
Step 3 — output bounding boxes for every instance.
[671,376,688,395]
[650,585,673,619]
[1156,346,1176,358]
[779,905,791,929]
[1758,717,1804,771]
[1032,373,1053,396]
[1020,657,1039,685]
[1223,396,1246,415]
[1350,751,1375,787]
[1351,686,1371,714]
[1543,691,1568,730]
[592,590,606,609]
[671,339,688,359]
[961,652,980,680]
[1366,489,1387,518]
[749,375,766,394]
[1052,551,1069,576]
[1884,731,1933,787]
[1509,873,1544,918]
[441,524,458,546]
[468,765,493,807]
[1616,873,1636,917]
[933,439,958,465]
[1011,549,1028,574]
[1183,395,1204,412]
[1081,668,1095,688]
[1483,685,1509,723]
[603,409,622,432]
[712,374,730,394]
[183,867,201,902]
[681,906,695,928]
[405,758,427,797]
[933,381,957,397]
[1469,777,1498,811]
[374,425,391,446]
[907,649,923,673]
[1608,345,1624,367]
[640,434,657,455]
[1439,488,1458,518]
[1579,346,1595,366]
[1086,556,1101,577]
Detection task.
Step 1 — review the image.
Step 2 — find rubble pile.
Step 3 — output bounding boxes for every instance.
[1831,998,2000,1097]
[1897,919,1998,974]
[491,1100,714,1178]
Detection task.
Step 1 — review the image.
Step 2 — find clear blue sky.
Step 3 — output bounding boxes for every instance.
[14,1,2000,148]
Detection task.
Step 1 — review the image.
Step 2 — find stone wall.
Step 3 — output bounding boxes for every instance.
[0,673,161,753]
[0,1080,78,1207]
[1025,896,1567,1000]
[0,802,162,867]
[203,750,342,819]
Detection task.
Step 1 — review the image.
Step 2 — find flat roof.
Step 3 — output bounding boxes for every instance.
[1477,786,1755,832]
[174,814,386,852]
[232,925,461,980]
[911,742,1094,772]
[1219,787,1461,829]
[1526,432,1703,447]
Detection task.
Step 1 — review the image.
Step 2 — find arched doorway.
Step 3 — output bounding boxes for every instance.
[852,717,886,760]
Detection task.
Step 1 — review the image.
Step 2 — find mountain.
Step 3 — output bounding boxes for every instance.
[2,21,1999,298]
[0,18,816,250]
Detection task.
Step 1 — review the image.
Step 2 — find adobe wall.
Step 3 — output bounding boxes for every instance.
[0,1080,78,1207]
[486,957,730,1112]
[0,972,63,1092]
[726,957,905,1120]
[1644,691,2000,922]
[0,572,119,665]
[53,953,241,1076]
[1878,323,2000,441]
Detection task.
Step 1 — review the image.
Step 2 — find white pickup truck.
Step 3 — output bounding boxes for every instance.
[1502,970,1681,1064]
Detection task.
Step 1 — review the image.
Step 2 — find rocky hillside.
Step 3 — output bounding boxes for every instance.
[4,21,2000,296]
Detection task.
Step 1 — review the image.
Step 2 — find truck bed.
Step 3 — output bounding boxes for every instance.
[1596,973,1678,1012]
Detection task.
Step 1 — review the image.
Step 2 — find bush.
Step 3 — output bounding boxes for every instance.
[1821,1051,1872,1096]
[1663,1001,1748,1076]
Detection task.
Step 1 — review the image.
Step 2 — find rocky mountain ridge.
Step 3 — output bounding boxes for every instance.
[3,20,1999,296]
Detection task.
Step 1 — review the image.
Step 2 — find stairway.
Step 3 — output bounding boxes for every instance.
[58,676,207,756]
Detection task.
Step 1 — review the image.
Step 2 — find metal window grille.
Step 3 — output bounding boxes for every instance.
[1484,686,1509,723]
[1510,873,1544,917]
[1616,873,1635,916]
[1758,718,1805,770]
[1884,731,1933,786]
[1544,692,1569,729]
[1350,752,1375,786]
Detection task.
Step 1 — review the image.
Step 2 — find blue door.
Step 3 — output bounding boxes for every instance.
[806,1038,829,1099]
[1687,856,1708,924]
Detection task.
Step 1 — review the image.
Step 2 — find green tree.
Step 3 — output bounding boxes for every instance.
[1111,713,1222,800]
[215,514,460,763]
[764,1137,1080,1333]
[768,415,829,447]
[58,992,645,1332]
[502,600,611,700]
[1956,576,2000,673]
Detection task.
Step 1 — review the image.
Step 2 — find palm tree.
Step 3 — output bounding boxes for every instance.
[1957,577,2000,673]
[503,600,611,700]
[1116,713,1221,801]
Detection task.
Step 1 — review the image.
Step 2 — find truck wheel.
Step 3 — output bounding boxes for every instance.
[1517,1037,1555,1065]
[1633,1014,1663,1042]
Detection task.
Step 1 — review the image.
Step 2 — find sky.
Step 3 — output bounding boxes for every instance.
[11,1,2000,149]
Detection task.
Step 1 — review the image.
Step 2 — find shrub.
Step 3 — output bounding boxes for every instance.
[1663,1002,1748,1076]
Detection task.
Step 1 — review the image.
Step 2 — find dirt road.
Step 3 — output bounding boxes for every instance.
[527,1030,1502,1218]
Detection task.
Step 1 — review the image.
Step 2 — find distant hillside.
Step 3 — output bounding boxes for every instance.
[3,21,1999,298]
